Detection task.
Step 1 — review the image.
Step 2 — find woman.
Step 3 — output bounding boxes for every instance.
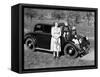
[51,22,61,58]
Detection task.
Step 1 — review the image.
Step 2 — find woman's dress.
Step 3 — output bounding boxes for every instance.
[50,26,61,52]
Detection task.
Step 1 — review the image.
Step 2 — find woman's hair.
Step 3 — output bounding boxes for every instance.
[53,22,59,27]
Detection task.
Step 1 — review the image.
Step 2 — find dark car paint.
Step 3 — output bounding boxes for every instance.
[24,23,90,56]
[24,32,66,50]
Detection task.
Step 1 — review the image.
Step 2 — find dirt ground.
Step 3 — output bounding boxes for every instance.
[24,43,94,69]
[24,22,95,69]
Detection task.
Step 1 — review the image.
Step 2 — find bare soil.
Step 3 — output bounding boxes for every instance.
[24,44,94,69]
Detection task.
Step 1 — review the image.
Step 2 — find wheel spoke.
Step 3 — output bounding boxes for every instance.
[25,38,35,50]
[64,44,78,59]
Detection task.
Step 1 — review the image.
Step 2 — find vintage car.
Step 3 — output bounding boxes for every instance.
[24,23,90,59]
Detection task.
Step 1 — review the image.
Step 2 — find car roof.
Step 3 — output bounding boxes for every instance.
[35,23,53,27]
[58,23,65,26]
[35,22,66,27]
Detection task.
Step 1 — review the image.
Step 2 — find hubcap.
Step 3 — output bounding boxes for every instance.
[66,46,75,56]
[26,39,34,49]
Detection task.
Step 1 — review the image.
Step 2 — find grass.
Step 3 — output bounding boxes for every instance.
[24,18,95,69]
[24,46,94,69]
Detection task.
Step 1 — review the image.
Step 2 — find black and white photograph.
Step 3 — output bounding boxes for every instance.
[24,7,96,70]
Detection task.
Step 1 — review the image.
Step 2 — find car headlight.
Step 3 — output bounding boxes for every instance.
[79,39,82,43]
[86,37,88,40]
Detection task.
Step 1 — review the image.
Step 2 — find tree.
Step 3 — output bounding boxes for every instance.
[86,12,94,26]
[67,11,81,26]
[24,8,38,19]
[38,14,45,20]
[51,11,66,20]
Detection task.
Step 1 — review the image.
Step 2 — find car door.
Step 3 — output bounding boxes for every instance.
[34,24,52,50]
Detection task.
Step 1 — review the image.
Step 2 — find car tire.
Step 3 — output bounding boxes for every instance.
[25,35,36,51]
[64,43,78,59]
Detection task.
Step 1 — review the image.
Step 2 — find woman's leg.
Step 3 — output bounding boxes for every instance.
[57,38,60,58]
[57,51,59,58]
[53,51,55,57]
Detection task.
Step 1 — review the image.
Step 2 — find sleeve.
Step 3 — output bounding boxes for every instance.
[57,28,61,38]
[51,27,54,37]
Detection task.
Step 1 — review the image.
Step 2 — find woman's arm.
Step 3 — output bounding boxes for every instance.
[51,27,55,37]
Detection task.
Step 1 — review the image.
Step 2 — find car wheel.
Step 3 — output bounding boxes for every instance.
[25,36,35,51]
[64,43,78,59]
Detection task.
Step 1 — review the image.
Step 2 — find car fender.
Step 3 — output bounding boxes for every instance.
[63,41,79,51]
[24,32,37,44]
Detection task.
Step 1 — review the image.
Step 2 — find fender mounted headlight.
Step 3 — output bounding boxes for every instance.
[79,39,82,43]
[86,37,89,40]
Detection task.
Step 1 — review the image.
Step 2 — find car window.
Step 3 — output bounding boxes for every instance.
[43,25,51,34]
[34,24,43,32]
[34,24,51,34]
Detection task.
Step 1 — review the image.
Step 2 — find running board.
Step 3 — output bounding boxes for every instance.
[35,48,53,52]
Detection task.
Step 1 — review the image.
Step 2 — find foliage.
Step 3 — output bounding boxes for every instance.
[24,8,38,19]
[51,11,66,20]
[86,12,94,26]
[67,11,81,26]
[24,8,94,27]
